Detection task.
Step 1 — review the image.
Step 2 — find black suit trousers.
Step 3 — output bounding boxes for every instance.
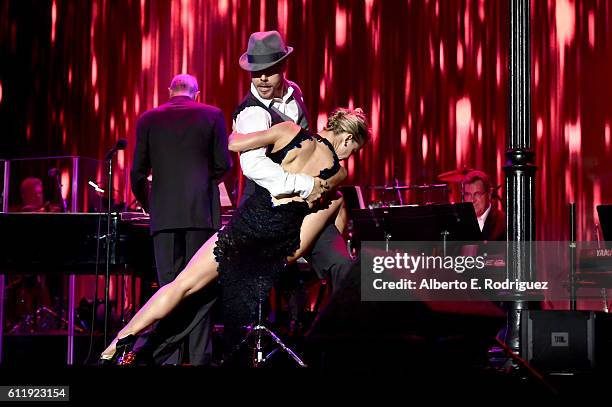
[136,228,218,366]
[307,223,354,294]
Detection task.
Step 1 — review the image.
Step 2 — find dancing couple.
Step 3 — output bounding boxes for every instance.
[101,31,371,365]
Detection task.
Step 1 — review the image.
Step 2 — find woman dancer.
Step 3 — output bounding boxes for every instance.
[101,107,370,363]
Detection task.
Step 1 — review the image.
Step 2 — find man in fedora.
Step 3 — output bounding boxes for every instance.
[233,30,325,205]
[232,30,354,332]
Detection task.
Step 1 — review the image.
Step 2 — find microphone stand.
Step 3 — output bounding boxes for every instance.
[54,174,67,212]
[101,139,126,347]
[103,155,114,347]
[392,175,403,205]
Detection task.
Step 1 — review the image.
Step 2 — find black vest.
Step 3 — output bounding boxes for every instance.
[233,86,309,205]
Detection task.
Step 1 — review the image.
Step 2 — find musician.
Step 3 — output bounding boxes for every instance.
[18,176,65,212]
[462,170,506,241]
[130,74,232,366]
[18,177,45,212]
[19,177,44,212]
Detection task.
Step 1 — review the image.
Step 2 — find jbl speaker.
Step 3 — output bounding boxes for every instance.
[521,310,612,372]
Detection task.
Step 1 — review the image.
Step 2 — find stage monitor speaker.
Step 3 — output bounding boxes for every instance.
[521,310,612,372]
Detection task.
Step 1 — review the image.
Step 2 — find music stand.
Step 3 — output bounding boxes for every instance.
[597,205,612,244]
[350,202,482,243]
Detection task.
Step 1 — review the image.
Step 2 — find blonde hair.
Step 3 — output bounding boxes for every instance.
[325,107,371,146]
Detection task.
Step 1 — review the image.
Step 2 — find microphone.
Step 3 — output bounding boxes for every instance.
[48,168,60,178]
[104,139,128,160]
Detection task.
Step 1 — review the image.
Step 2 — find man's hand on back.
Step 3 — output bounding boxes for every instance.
[305,177,330,206]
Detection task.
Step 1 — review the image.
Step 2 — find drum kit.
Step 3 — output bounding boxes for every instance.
[366,166,475,208]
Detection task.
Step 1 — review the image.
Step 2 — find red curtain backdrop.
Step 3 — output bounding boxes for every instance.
[1,0,612,241]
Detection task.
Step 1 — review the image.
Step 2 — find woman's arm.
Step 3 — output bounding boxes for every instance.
[228,121,300,152]
[305,167,347,209]
[324,166,347,190]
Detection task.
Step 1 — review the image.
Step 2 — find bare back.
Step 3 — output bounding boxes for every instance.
[268,126,347,205]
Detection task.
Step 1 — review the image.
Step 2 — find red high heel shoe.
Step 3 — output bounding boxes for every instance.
[114,335,138,365]
[97,335,138,366]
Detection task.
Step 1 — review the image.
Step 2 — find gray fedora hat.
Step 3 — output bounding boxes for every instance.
[239,30,294,72]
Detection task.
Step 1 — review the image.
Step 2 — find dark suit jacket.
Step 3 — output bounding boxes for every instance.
[482,205,506,241]
[131,96,232,234]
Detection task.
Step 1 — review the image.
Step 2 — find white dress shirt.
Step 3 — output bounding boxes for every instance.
[477,204,492,232]
[233,82,314,199]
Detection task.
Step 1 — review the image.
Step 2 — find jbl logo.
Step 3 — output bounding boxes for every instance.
[551,332,569,347]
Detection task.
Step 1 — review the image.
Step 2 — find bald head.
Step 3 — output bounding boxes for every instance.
[20,177,44,209]
[168,74,199,99]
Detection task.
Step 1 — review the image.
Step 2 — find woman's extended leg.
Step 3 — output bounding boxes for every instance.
[334,201,348,234]
[101,232,220,358]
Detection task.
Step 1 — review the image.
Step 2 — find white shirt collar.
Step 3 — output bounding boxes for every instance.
[250,81,295,108]
[477,204,492,231]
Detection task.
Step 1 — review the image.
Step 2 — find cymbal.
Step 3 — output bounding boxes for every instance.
[366,184,449,191]
[366,185,411,190]
[437,166,474,182]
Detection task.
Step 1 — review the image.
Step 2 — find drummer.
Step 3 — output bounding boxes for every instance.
[462,170,506,241]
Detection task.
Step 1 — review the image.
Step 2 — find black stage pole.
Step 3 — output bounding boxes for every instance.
[502,0,537,358]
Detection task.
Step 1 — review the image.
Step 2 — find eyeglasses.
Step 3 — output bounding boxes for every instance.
[463,191,487,200]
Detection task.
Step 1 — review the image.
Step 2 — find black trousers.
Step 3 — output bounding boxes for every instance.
[276,222,354,326]
[137,228,217,366]
[307,223,354,295]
